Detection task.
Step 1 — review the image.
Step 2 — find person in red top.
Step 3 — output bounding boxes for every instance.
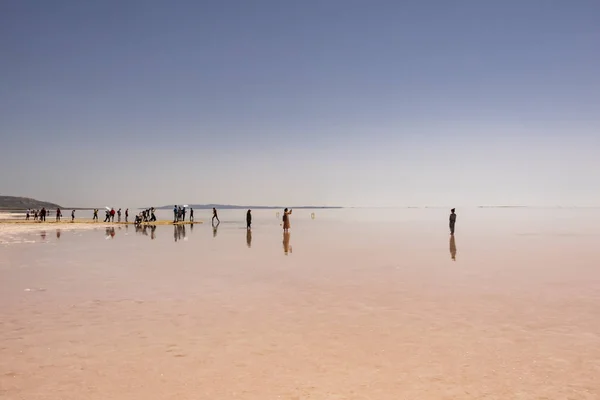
[110,208,115,222]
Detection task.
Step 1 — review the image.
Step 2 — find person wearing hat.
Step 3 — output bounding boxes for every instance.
[449,208,457,235]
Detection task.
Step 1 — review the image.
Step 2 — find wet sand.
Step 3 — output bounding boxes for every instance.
[1,208,599,399]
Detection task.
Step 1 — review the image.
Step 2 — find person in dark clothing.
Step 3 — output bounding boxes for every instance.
[56,208,62,222]
[212,208,220,225]
[449,208,457,235]
[104,210,111,222]
[117,208,122,222]
[246,209,252,230]
[125,209,129,223]
[173,205,178,223]
[71,210,75,222]
[189,207,194,222]
[93,209,98,221]
[150,208,156,222]
[40,208,46,222]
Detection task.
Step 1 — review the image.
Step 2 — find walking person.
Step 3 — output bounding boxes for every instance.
[125,208,129,223]
[117,208,122,222]
[93,209,98,221]
[110,208,115,222]
[104,209,111,222]
[246,209,252,230]
[449,208,457,235]
[71,209,75,222]
[189,207,194,222]
[282,208,292,232]
[212,207,220,225]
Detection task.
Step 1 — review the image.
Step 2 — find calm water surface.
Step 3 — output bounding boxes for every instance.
[1,208,599,399]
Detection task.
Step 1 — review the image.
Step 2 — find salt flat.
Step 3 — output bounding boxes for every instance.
[1,208,599,399]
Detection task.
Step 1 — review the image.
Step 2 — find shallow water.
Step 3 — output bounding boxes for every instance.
[1,208,599,399]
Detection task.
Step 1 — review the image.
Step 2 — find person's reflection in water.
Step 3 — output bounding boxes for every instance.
[56,229,61,239]
[283,231,292,255]
[174,225,178,242]
[105,227,115,239]
[174,224,186,242]
[150,225,156,240]
[189,223,194,233]
[246,229,252,248]
[450,235,457,261]
[212,222,219,238]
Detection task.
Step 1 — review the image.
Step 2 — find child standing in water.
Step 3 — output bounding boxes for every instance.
[282,208,292,232]
[449,208,457,235]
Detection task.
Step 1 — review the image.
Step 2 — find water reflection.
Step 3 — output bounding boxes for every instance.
[134,224,157,240]
[450,235,456,261]
[56,229,61,239]
[105,227,115,239]
[212,222,219,238]
[41,231,46,240]
[174,224,186,242]
[283,232,291,255]
[246,229,252,248]
[107,227,115,239]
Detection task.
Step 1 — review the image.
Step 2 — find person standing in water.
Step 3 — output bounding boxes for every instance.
[246,209,252,230]
[56,208,62,222]
[449,208,457,235]
[125,208,129,223]
[212,208,220,225]
[282,208,292,232]
[71,209,75,222]
[173,205,178,223]
[93,209,98,222]
[189,207,194,222]
[117,208,122,222]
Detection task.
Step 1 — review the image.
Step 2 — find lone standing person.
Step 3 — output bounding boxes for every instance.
[246,209,252,230]
[282,208,292,232]
[93,209,98,221]
[71,209,75,222]
[449,208,457,235]
[212,207,220,225]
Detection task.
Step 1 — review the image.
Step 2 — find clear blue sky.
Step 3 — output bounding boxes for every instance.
[1,0,599,207]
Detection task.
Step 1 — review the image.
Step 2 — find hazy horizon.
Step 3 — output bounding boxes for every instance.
[1,1,599,208]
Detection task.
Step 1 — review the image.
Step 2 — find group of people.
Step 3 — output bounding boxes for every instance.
[135,208,157,224]
[173,205,194,223]
[26,208,76,222]
[93,208,129,223]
